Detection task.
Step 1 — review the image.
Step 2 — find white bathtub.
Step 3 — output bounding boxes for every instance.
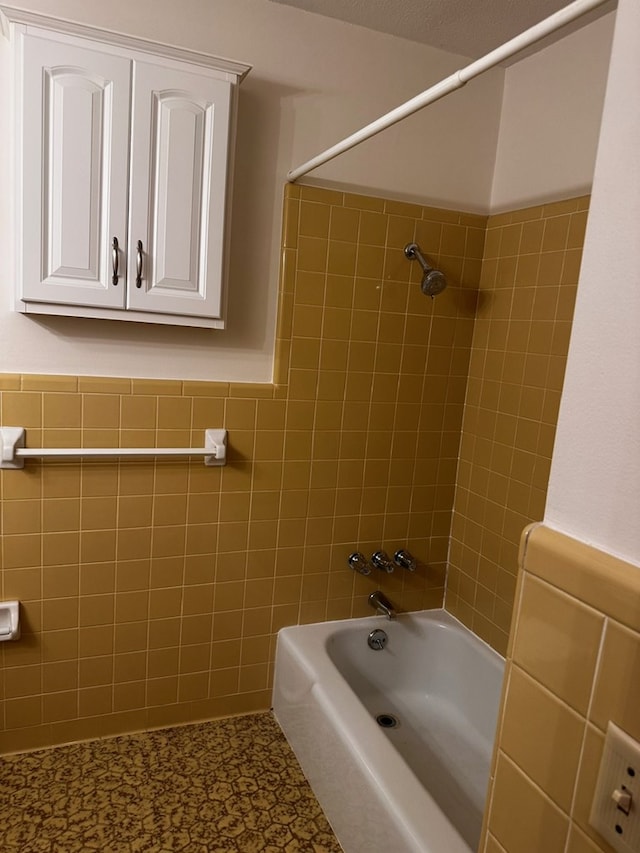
[272,608,504,853]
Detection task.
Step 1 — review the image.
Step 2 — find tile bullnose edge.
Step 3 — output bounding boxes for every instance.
[521,523,640,632]
[518,521,543,572]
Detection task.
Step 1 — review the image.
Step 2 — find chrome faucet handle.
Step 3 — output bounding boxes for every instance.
[348,552,372,576]
[394,549,417,571]
[371,550,394,573]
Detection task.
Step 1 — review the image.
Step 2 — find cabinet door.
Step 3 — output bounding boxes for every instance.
[19,33,131,308]
[127,62,232,320]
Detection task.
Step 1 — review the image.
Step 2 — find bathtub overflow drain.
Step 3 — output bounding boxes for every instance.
[368,629,388,650]
[376,714,398,729]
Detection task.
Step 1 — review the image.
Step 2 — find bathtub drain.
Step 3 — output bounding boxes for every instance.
[376,713,398,729]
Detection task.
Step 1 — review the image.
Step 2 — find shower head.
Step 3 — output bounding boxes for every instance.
[420,268,447,298]
[404,242,447,298]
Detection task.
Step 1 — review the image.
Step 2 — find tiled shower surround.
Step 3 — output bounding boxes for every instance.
[0,185,586,751]
[447,197,588,652]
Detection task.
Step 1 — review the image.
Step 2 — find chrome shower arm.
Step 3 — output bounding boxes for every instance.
[404,242,433,273]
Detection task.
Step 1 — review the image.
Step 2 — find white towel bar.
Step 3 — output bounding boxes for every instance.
[0,427,227,468]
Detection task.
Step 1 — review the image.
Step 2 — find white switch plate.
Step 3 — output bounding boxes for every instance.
[590,721,640,852]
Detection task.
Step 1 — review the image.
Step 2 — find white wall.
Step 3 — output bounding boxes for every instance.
[545,0,640,567]
[490,12,615,213]
[0,0,504,382]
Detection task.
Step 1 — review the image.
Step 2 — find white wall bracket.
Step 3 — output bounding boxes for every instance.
[204,429,227,467]
[0,426,26,468]
[0,427,227,467]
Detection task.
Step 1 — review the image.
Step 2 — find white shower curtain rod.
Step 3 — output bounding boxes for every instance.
[287,0,610,183]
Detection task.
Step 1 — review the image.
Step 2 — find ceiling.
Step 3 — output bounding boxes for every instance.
[268,0,615,59]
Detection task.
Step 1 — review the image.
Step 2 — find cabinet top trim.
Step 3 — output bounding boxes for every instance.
[0,4,252,82]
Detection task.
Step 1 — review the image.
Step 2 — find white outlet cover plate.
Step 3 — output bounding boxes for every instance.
[590,721,640,852]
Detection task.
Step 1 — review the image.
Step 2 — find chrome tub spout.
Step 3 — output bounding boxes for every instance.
[368,590,397,620]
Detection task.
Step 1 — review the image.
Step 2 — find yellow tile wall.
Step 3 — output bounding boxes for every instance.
[0,184,485,751]
[482,523,640,853]
[446,196,590,654]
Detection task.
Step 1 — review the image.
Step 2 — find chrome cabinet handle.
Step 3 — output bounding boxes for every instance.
[135,240,143,288]
[111,237,119,285]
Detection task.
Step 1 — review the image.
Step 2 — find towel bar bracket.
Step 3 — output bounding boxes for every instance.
[0,426,26,469]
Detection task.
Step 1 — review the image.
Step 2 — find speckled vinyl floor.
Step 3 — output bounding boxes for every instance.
[0,711,343,853]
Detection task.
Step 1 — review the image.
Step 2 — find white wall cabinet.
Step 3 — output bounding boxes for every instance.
[2,7,250,328]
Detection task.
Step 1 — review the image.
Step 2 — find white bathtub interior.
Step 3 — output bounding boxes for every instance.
[273,608,505,853]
